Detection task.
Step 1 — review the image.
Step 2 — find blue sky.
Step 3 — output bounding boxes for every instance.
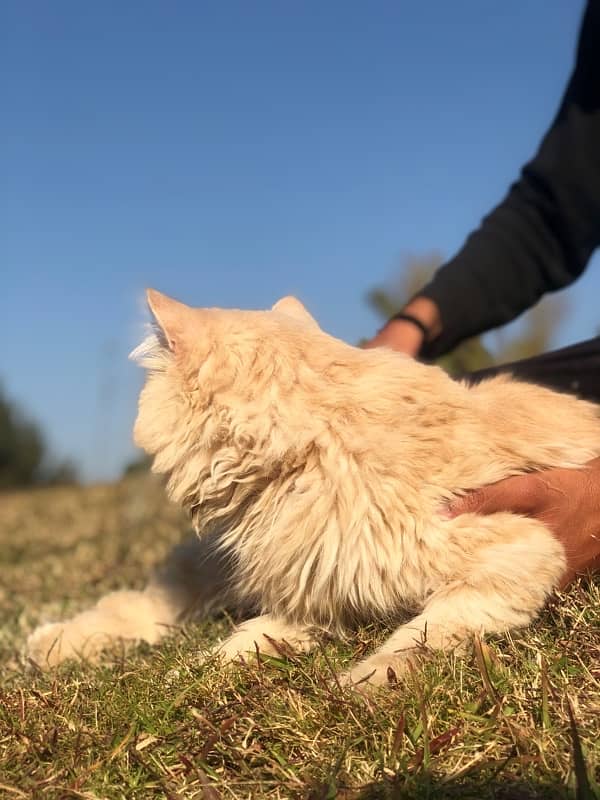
[3,0,598,482]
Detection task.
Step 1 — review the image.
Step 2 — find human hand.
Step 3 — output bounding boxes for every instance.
[447,458,600,587]
[364,318,424,355]
[363,296,442,356]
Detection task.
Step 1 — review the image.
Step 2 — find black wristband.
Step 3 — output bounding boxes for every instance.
[388,312,430,340]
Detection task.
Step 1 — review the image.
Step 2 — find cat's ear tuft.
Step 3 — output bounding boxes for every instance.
[146,288,191,352]
[271,296,320,330]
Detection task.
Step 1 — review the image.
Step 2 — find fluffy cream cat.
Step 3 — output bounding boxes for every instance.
[27,290,600,685]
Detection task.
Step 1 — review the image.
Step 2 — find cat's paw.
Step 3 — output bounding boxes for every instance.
[341,652,413,689]
[27,622,75,668]
[26,622,109,668]
[216,630,297,664]
[215,617,317,665]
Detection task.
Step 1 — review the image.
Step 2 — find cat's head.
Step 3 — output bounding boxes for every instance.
[130,289,365,493]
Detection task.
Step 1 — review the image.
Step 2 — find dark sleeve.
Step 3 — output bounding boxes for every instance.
[464,335,600,404]
[418,0,600,360]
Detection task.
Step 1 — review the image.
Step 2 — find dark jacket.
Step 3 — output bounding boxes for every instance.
[417,0,600,360]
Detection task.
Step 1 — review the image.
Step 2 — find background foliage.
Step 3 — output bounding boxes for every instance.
[0,384,78,489]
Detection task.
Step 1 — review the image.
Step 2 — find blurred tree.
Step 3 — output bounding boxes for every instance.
[43,459,79,487]
[366,252,568,374]
[122,452,152,477]
[0,384,78,490]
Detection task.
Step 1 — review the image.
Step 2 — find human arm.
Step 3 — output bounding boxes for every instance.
[363,296,442,355]
[367,1,600,357]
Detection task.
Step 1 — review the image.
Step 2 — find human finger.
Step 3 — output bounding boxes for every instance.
[447,474,541,518]
[363,320,423,355]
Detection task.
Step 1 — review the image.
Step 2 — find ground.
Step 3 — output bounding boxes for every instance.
[0,475,599,799]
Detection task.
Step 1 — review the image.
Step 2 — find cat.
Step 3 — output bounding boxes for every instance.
[27,289,600,686]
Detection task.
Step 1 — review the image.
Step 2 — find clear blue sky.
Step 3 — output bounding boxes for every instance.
[3,0,598,482]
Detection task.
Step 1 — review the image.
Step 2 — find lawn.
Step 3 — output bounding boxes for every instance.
[1,475,599,799]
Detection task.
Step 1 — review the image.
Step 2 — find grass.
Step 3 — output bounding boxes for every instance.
[1,475,599,799]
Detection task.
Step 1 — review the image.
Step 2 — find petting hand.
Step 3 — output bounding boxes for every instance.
[363,297,442,356]
[448,458,600,587]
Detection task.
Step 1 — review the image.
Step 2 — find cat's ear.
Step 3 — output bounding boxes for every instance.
[271,295,320,330]
[146,288,194,352]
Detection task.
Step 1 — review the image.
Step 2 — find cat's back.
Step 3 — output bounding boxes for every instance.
[463,373,600,474]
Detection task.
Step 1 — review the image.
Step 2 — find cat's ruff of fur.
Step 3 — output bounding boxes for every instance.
[27,290,600,686]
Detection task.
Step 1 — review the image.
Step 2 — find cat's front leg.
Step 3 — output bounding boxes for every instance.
[344,513,566,687]
[26,587,181,668]
[217,614,319,663]
[27,532,237,668]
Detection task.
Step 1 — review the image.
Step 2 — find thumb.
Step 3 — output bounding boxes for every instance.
[447,487,490,517]
[447,473,539,518]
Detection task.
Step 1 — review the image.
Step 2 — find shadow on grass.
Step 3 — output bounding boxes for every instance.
[309,772,594,800]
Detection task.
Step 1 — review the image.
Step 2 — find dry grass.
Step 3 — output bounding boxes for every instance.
[1,476,599,799]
